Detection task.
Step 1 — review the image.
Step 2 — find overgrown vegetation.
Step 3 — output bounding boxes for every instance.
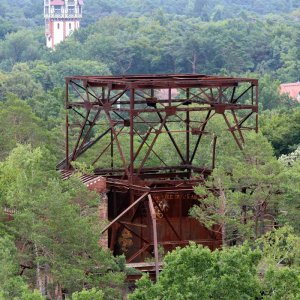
[0,0,300,298]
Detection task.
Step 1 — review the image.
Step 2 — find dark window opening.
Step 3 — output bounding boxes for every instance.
[54,5,61,14]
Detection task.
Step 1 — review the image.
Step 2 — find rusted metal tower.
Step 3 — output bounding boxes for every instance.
[59,74,258,278]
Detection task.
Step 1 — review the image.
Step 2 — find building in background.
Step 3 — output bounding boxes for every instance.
[44,0,83,49]
[280,82,300,102]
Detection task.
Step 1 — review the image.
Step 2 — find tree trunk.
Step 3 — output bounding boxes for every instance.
[34,243,44,295]
[218,179,226,246]
[188,52,197,74]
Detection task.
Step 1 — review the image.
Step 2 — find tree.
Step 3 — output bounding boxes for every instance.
[0,145,125,298]
[0,17,17,40]
[0,234,44,300]
[0,29,44,69]
[256,226,300,267]
[0,95,49,160]
[279,145,300,166]
[0,63,44,100]
[279,147,300,233]
[277,30,300,83]
[71,288,104,300]
[256,226,300,299]
[261,109,300,156]
[259,74,295,110]
[278,158,300,234]
[262,267,300,299]
[46,59,111,88]
[191,132,284,244]
[130,229,300,299]
[129,243,262,300]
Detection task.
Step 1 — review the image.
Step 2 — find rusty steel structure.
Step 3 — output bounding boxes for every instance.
[59,74,258,278]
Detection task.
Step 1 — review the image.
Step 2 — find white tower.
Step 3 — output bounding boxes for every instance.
[44,0,83,49]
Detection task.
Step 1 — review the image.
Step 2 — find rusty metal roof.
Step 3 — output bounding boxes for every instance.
[66,73,258,89]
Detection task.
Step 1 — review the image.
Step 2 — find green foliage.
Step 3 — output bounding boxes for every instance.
[258,74,295,110]
[28,59,111,91]
[129,243,262,300]
[0,95,49,160]
[256,226,300,268]
[0,145,125,297]
[0,29,45,69]
[0,234,44,299]
[71,288,104,300]
[0,1,299,298]
[256,228,300,299]
[1,0,300,31]
[131,233,300,299]
[1,12,299,91]
[279,145,300,166]
[279,160,300,233]
[42,15,298,80]
[14,288,45,300]
[262,267,300,299]
[0,0,43,28]
[0,63,43,100]
[261,109,300,156]
[191,132,284,243]
[0,235,20,290]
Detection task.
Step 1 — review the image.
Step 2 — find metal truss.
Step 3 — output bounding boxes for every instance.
[59,74,258,278]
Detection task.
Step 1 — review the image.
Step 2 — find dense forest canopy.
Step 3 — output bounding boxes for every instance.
[0,2,299,157]
[1,0,300,29]
[0,0,300,298]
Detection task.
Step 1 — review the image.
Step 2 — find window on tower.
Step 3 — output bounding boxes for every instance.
[57,23,60,29]
[54,5,61,14]
[68,6,75,16]
[69,23,72,29]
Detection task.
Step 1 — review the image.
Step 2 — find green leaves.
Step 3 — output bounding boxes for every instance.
[71,288,104,300]
[262,267,300,300]
[131,234,300,299]
[256,225,300,267]
[0,234,44,300]
[0,145,125,297]
[0,96,49,160]
[261,109,300,157]
[192,132,284,244]
[130,243,262,300]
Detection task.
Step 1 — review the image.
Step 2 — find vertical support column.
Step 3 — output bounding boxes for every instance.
[65,81,70,169]
[255,84,259,133]
[129,87,135,230]
[219,87,223,103]
[111,129,114,170]
[148,194,159,280]
[186,88,190,162]
[130,88,135,183]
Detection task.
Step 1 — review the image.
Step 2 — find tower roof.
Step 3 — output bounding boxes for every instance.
[280,82,300,100]
[50,0,65,5]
